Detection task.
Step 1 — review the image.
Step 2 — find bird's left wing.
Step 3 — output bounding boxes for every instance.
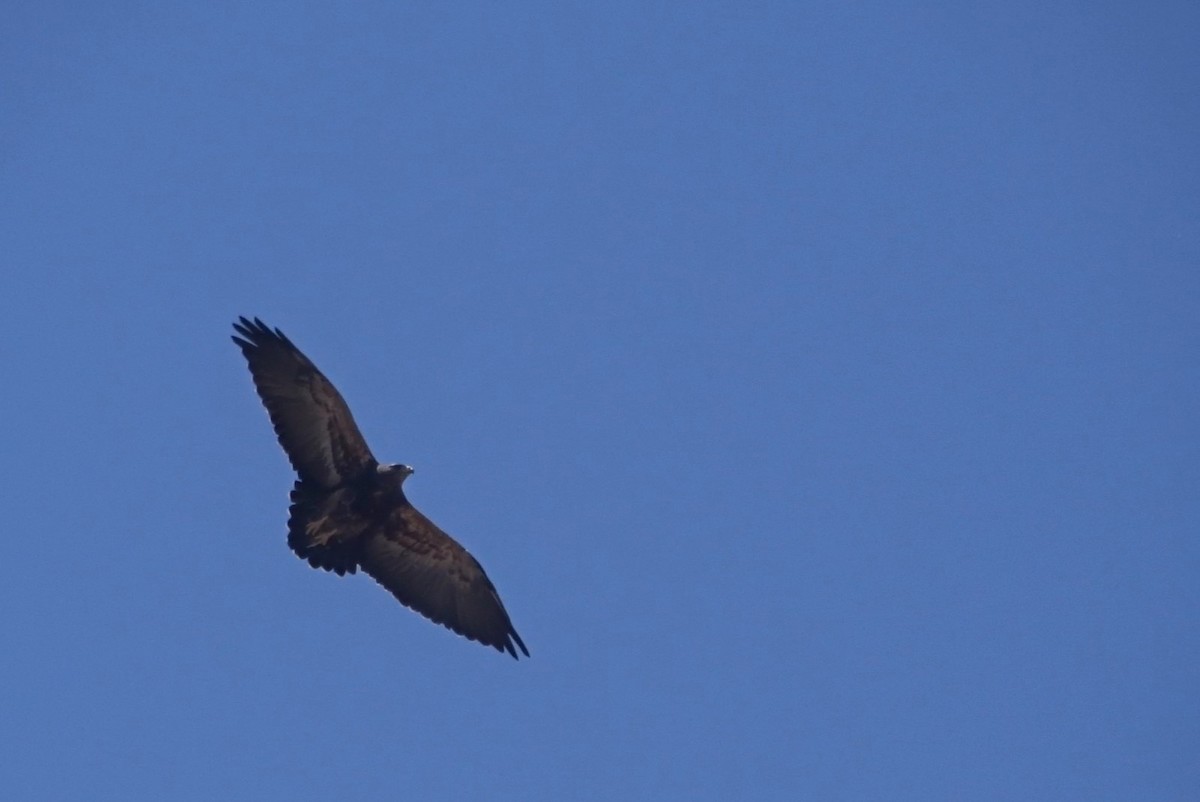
[232,317,377,488]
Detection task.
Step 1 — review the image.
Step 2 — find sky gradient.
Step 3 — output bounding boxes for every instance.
[2,3,1197,799]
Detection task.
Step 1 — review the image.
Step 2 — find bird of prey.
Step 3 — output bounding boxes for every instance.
[232,317,528,659]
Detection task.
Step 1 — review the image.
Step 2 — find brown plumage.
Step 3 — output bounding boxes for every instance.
[232,317,528,659]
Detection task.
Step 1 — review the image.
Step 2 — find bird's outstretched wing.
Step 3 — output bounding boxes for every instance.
[359,503,530,659]
[232,317,376,488]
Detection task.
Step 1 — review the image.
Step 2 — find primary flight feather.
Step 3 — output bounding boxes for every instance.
[232,317,529,659]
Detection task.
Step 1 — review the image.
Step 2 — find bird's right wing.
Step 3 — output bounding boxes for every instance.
[359,503,529,659]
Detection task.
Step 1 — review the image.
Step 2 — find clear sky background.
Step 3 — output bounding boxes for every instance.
[2,3,1196,800]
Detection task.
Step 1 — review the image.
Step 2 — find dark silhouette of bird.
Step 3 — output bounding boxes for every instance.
[232,317,528,659]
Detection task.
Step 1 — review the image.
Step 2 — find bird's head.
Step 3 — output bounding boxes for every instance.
[378,463,414,482]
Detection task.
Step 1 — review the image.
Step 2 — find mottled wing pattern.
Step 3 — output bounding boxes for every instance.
[359,504,530,659]
[232,317,376,488]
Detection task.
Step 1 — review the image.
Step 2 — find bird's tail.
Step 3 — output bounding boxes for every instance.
[287,481,363,576]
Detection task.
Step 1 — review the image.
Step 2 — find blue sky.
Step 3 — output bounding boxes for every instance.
[2,2,1196,799]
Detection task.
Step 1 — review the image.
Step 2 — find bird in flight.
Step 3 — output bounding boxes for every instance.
[232,317,529,659]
